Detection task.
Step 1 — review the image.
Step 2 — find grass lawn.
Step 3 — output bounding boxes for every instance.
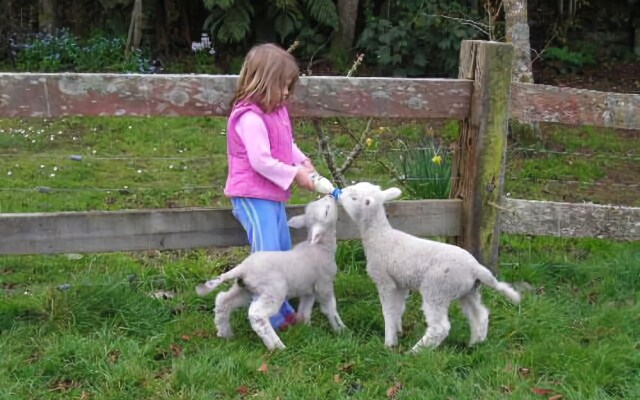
[1,116,638,399]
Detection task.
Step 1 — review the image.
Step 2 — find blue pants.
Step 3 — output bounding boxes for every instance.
[231,197,295,328]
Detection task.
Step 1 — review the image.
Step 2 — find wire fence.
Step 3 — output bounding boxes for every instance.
[1,117,638,212]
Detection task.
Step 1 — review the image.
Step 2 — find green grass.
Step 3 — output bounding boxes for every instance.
[1,238,638,399]
[506,122,640,206]
[1,116,639,398]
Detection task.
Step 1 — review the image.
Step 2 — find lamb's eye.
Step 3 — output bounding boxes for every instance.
[351,197,357,201]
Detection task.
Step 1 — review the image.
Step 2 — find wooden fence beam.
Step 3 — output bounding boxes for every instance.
[511,82,640,130]
[0,200,462,255]
[450,40,514,271]
[0,73,472,120]
[500,198,640,241]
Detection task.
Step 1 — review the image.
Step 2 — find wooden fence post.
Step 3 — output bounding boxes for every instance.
[450,40,514,272]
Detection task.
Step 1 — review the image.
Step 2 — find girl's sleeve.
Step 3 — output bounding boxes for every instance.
[291,142,308,165]
[236,111,298,190]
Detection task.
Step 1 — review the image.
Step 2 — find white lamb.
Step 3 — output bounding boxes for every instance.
[338,182,521,353]
[195,195,346,350]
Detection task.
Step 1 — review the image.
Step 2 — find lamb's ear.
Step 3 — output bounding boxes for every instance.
[287,215,306,229]
[382,187,402,202]
[309,225,324,244]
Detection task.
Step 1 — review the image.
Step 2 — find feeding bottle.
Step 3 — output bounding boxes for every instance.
[309,172,342,199]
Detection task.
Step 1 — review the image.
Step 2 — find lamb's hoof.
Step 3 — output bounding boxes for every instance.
[216,329,234,339]
[268,342,286,351]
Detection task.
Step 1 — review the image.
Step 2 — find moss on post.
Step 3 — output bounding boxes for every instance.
[450,40,514,272]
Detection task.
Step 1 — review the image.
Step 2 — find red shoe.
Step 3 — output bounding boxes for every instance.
[278,313,298,331]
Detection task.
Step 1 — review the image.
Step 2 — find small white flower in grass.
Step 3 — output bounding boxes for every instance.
[50,173,55,177]
[178,149,183,153]
[128,126,132,129]
[31,139,36,143]
[7,171,12,176]
[137,169,142,174]
[50,135,55,141]
[92,150,96,154]
[40,164,45,169]
[53,167,58,171]
[183,166,187,170]
[169,165,174,169]
[58,131,62,134]
[124,185,128,189]
[0,129,4,133]
[153,147,157,151]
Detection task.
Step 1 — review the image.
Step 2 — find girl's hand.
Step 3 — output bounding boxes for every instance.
[300,158,315,170]
[294,166,315,191]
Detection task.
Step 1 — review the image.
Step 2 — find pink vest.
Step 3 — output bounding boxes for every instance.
[224,102,294,202]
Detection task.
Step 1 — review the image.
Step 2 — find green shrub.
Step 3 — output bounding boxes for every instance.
[389,138,452,199]
[16,29,150,73]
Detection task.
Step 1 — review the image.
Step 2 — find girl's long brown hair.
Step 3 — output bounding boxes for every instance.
[230,43,300,113]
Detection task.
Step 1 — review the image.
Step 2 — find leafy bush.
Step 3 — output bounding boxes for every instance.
[357,0,479,77]
[389,138,452,199]
[16,28,150,73]
[542,45,598,74]
[203,0,338,52]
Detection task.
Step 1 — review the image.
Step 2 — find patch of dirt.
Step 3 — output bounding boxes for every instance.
[534,60,640,94]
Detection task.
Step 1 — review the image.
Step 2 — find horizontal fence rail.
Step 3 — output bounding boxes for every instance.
[2,74,639,130]
[0,73,473,120]
[501,198,640,241]
[0,200,462,255]
[510,82,640,130]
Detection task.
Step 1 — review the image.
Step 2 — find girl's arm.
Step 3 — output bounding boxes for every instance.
[292,143,314,169]
[236,111,312,190]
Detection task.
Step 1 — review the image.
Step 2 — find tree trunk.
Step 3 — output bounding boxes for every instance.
[126,0,143,54]
[504,0,533,83]
[39,0,57,33]
[331,0,359,54]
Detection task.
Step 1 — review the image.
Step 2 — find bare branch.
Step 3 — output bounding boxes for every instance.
[337,118,372,176]
[421,13,490,37]
[312,119,346,187]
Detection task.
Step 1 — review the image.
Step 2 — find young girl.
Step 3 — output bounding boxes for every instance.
[224,43,316,330]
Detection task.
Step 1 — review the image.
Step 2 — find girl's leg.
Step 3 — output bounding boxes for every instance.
[231,197,296,329]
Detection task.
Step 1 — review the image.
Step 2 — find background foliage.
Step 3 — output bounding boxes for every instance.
[1,0,637,77]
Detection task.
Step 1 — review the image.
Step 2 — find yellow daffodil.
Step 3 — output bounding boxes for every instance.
[366,137,373,147]
[432,154,442,166]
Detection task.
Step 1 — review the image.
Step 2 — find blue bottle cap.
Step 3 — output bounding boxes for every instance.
[331,188,342,199]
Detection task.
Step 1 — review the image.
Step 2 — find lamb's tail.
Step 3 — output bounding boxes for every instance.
[474,264,521,304]
[195,265,243,297]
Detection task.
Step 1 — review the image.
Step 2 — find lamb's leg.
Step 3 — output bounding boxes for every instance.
[214,283,252,338]
[248,295,286,350]
[396,289,410,336]
[378,286,407,348]
[410,298,451,353]
[316,288,346,331]
[460,289,489,346]
[296,294,315,325]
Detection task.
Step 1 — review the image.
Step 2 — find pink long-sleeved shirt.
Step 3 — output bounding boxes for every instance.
[235,109,307,190]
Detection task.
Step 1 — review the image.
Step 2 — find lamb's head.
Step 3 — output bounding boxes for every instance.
[288,195,338,245]
[338,182,402,226]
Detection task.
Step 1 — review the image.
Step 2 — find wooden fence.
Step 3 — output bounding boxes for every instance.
[1,40,638,269]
